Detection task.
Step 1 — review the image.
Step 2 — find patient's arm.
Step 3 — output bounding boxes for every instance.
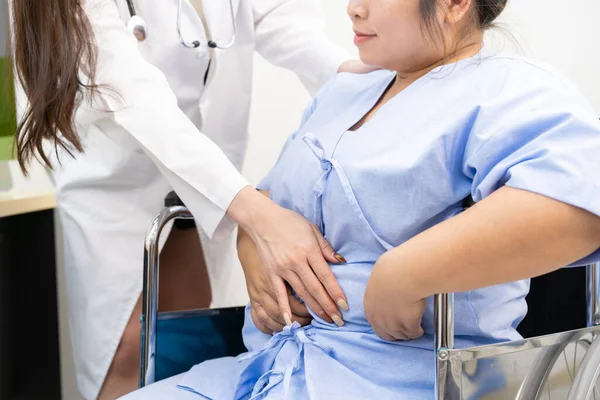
[238,191,312,334]
[364,186,600,341]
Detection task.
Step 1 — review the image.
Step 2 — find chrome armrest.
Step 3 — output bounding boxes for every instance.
[434,262,600,400]
[139,206,194,388]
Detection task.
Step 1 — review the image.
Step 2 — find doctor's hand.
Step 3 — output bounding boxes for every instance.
[229,187,348,328]
[364,252,426,341]
[238,228,312,334]
[338,60,380,74]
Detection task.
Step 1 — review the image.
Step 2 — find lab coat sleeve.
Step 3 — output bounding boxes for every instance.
[252,0,350,95]
[463,71,600,266]
[82,0,248,239]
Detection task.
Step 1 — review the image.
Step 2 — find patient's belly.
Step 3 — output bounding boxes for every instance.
[308,261,526,345]
[309,261,376,331]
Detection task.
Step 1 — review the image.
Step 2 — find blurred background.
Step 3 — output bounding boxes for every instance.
[0,0,599,399]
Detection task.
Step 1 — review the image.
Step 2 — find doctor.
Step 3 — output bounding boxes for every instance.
[9,0,373,398]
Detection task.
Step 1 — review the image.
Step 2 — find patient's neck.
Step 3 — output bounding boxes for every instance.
[390,41,483,96]
[349,40,483,132]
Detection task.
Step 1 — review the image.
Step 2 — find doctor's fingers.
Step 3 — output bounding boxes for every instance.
[307,226,348,310]
[303,253,348,313]
[251,303,284,334]
[269,276,294,326]
[282,281,311,318]
[288,292,311,318]
[261,292,311,327]
[283,272,337,326]
[310,224,346,264]
[257,293,285,326]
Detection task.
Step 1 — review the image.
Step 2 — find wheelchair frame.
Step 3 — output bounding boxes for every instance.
[140,205,600,399]
[435,262,600,400]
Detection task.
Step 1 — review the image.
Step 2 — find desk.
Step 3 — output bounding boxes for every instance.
[0,160,61,399]
[0,161,56,217]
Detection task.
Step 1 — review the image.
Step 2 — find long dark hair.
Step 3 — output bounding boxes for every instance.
[10,0,99,173]
[420,0,509,47]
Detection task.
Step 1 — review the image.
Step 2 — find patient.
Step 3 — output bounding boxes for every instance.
[124,0,600,398]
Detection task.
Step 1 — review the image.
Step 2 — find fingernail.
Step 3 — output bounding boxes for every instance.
[284,313,292,326]
[332,314,344,327]
[337,299,349,311]
[334,253,347,263]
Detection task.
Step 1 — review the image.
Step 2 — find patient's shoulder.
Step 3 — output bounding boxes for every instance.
[326,69,394,95]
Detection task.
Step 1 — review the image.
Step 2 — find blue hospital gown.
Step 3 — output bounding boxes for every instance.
[177,50,600,399]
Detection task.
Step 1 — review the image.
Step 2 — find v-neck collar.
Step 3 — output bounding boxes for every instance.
[346,44,493,133]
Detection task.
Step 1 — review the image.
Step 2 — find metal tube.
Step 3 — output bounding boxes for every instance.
[139,206,194,388]
[176,0,237,49]
[434,292,455,400]
[515,331,582,400]
[216,0,238,49]
[567,333,600,400]
[435,293,455,351]
[586,263,600,328]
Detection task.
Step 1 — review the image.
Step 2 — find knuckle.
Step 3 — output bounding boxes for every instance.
[269,281,285,296]
[256,321,270,334]
[272,287,285,299]
[258,313,270,326]
[279,270,295,283]
[319,239,331,251]
[315,270,333,285]
[261,302,276,316]
[293,286,308,299]
[259,326,272,335]
[281,254,293,268]
[267,269,281,282]
[407,327,424,339]
[285,252,303,266]
[305,279,322,293]
[260,274,272,287]
[269,260,286,274]
[251,311,265,330]
[300,243,314,257]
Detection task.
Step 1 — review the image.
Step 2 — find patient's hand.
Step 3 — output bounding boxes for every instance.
[364,252,426,341]
[238,228,312,334]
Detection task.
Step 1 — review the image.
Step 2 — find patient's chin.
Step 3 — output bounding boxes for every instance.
[357,51,383,70]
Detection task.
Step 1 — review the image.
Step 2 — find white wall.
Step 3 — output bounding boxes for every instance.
[242,0,600,185]
[242,1,358,186]
[491,0,600,112]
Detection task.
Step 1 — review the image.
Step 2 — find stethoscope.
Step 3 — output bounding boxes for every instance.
[124,0,237,49]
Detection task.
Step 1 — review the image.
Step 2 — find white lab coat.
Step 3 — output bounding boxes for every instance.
[11,0,348,398]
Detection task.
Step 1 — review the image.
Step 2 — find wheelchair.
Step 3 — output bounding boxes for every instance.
[139,204,600,399]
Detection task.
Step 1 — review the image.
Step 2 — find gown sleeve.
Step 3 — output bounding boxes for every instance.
[463,67,600,265]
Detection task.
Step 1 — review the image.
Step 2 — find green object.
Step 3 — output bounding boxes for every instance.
[0,57,16,161]
[0,135,13,161]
